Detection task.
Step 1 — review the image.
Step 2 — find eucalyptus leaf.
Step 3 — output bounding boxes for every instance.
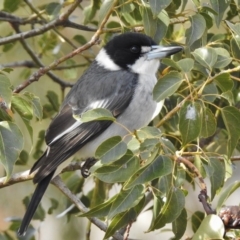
[81,108,115,122]
[221,106,240,158]
[0,121,24,179]
[179,101,202,145]
[153,72,182,102]
[186,14,206,46]
[95,136,127,164]
[124,155,173,189]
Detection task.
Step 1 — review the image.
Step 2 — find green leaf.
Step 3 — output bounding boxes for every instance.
[161,58,180,70]
[208,158,225,200]
[95,136,127,164]
[153,72,182,102]
[125,155,173,189]
[94,150,140,183]
[46,90,59,112]
[80,195,116,218]
[213,48,232,68]
[149,0,171,17]
[179,101,202,146]
[83,0,100,24]
[154,11,170,43]
[16,150,29,165]
[0,74,12,109]
[202,82,218,102]
[136,126,162,141]
[98,0,115,24]
[149,194,163,229]
[142,6,157,37]
[0,121,24,178]
[177,58,194,73]
[149,188,185,230]
[45,2,61,17]
[104,197,145,239]
[217,181,240,211]
[214,73,233,92]
[186,14,206,46]
[200,107,216,138]
[108,185,145,219]
[0,74,13,120]
[191,211,205,232]
[3,0,22,12]
[73,35,87,45]
[210,1,230,27]
[221,106,240,158]
[192,215,224,239]
[11,95,34,140]
[24,92,43,120]
[48,198,59,214]
[192,47,218,70]
[231,36,240,59]
[81,108,115,122]
[172,208,187,239]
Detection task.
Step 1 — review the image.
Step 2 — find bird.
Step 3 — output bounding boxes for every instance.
[18,32,182,236]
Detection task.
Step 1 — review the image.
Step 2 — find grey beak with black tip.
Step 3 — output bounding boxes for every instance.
[147,45,183,60]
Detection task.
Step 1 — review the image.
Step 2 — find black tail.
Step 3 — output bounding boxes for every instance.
[18,171,55,236]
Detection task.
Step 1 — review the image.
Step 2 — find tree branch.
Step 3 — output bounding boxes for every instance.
[13,0,118,93]
[11,23,73,90]
[52,176,123,240]
[0,0,82,46]
[0,162,82,189]
[0,60,87,69]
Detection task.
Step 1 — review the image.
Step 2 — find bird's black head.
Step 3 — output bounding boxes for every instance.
[104,32,156,69]
[95,32,183,74]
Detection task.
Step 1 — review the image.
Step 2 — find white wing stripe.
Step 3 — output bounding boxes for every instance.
[49,120,81,145]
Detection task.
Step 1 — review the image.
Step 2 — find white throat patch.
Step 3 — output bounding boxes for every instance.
[96,49,121,71]
[128,56,160,75]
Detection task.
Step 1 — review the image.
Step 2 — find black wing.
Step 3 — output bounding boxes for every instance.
[31,61,138,183]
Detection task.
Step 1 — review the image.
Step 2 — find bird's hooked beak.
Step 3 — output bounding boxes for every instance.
[146,45,183,60]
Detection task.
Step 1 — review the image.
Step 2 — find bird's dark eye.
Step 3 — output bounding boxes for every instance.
[130,45,140,53]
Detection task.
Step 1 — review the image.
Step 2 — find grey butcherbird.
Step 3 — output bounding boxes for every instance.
[18,32,182,236]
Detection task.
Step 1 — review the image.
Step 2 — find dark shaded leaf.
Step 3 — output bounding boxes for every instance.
[94,150,140,183]
[108,185,145,219]
[172,208,187,239]
[124,155,173,189]
[221,106,240,158]
[149,188,185,230]
[208,158,225,200]
[191,211,205,232]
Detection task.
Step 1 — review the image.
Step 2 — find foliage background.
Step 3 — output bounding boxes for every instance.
[1,0,240,239]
